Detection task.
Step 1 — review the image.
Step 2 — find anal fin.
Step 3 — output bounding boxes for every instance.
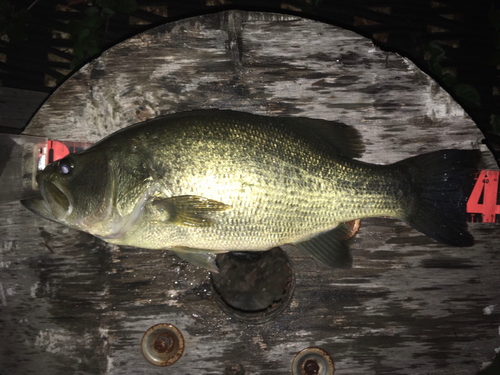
[172,248,220,273]
[294,223,353,269]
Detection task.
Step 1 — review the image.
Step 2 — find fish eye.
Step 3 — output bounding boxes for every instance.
[58,158,73,175]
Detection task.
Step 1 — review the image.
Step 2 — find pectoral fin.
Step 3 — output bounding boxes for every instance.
[153,195,231,227]
[294,223,353,269]
[172,248,219,273]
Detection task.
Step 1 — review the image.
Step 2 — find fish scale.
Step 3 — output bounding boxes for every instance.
[22,109,480,270]
[108,116,407,251]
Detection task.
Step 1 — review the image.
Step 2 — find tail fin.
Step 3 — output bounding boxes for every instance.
[397,149,481,247]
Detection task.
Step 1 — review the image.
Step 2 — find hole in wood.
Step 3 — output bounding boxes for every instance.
[210,247,294,323]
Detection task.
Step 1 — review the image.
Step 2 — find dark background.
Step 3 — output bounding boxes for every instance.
[1,0,499,167]
[1,2,499,373]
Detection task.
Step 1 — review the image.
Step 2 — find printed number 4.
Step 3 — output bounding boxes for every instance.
[467,170,500,223]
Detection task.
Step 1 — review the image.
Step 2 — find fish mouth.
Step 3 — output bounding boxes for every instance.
[38,176,74,221]
[21,197,57,223]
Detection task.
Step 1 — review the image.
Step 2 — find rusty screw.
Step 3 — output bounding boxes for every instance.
[141,324,184,367]
[304,359,320,375]
[153,332,174,353]
[292,347,334,375]
[225,363,245,375]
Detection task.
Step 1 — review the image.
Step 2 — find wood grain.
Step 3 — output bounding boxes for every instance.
[1,10,498,375]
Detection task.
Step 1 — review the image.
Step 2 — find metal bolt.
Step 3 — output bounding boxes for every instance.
[304,359,320,375]
[141,324,184,366]
[225,363,245,375]
[292,347,334,375]
[153,333,174,353]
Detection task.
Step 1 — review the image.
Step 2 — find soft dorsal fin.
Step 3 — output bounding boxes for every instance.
[291,117,365,159]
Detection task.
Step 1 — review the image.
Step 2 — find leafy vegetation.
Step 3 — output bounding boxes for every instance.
[0,0,138,69]
[0,0,30,42]
[426,41,482,109]
[488,8,500,134]
[67,0,138,69]
[426,5,500,136]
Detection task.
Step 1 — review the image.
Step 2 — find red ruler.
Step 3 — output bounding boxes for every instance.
[467,170,500,223]
[38,140,92,170]
[0,135,93,203]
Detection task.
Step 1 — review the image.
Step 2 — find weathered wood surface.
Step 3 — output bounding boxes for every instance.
[1,10,499,375]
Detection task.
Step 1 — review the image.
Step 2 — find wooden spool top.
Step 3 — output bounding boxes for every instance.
[24,11,493,165]
[1,10,498,375]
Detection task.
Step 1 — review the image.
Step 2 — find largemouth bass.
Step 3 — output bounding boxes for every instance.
[22,110,480,271]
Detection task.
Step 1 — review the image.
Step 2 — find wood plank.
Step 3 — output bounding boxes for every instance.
[1,10,498,374]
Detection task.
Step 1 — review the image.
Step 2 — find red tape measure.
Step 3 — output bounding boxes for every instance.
[40,140,92,169]
[467,170,500,223]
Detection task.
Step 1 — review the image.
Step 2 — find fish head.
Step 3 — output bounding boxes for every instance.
[22,149,115,232]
